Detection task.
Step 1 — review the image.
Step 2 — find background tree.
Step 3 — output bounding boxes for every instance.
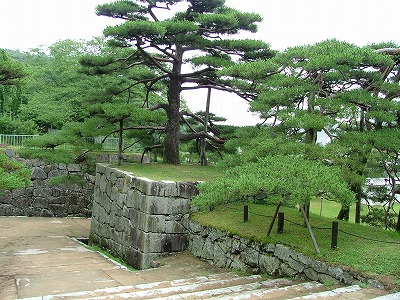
[18,40,109,133]
[0,49,26,86]
[93,0,274,164]
[0,49,30,130]
[220,40,399,221]
[0,50,31,190]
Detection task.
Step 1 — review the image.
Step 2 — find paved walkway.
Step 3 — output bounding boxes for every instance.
[0,217,397,300]
[0,217,227,300]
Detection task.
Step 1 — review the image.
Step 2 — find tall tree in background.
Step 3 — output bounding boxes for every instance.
[18,40,110,133]
[220,40,400,220]
[0,49,26,86]
[0,49,27,119]
[0,50,31,190]
[94,0,273,164]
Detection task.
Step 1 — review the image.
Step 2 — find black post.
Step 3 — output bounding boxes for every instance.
[331,221,339,249]
[267,202,282,236]
[396,210,400,232]
[244,205,249,223]
[277,212,284,234]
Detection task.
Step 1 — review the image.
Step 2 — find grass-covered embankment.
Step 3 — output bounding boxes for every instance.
[113,163,224,182]
[192,202,400,289]
[112,163,399,289]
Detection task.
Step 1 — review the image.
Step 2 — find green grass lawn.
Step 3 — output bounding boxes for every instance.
[310,197,400,225]
[192,202,400,289]
[113,163,225,182]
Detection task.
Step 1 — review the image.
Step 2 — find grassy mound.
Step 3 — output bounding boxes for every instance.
[192,202,400,289]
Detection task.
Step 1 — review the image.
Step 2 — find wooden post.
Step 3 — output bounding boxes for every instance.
[200,87,211,166]
[244,205,249,223]
[397,210,400,232]
[267,202,281,236]
[277,212,284,234]
[331,221,338,249]
[300,206,320,254]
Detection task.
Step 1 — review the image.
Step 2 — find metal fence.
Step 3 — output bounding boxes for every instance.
[0,134,39,146]
[0,134,124,151]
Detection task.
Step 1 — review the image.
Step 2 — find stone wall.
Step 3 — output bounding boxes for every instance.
[91,164,383,287]
[0,154,94,217]
[90,163,198,269]
[185,220,384,288]
[96,153,150,164]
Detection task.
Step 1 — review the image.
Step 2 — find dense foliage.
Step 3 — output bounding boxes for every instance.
[193,154,354,211]
[203,40,400,227]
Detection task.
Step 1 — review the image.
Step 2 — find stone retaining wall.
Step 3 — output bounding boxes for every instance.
[185,220,384,288]
[91,164,383,288]
[90,163,198,269]
[0,155,94,217]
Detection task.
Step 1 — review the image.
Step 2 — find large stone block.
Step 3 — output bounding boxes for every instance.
[304,267,319,281]
[31,167,47,180]
[48,204,67,216]
[287,257,305,273]
[200,239,215,260]
[213,242,229,268]
[274,244,292,261]
[0,204,22,216]
[127,227,141,249]
[0,190,12,204]
[259,254,280,275]
[309,258,328,274]
[136,231,168,253]
[136,251,160,270]
[125,189,140,209]
[145,195,190,215]
[58,163,67,170]
[43,164,58,173]
[11,188,25,198]
[125,247,139,268]
[128,209,166,233]
[4,148,16,158]
[280,262,298,277]
[240,247,260,268]
[230,254,253,274]
[166,234,187,252]
[67,164,81,172]
[48,169,68,178]
[31,197,49,208]
[188,235,205,258]
[12,197,29,209]
[33,188,52,198]
[177,182,199,199]
[159,181,178,197]
[165,220,186,234]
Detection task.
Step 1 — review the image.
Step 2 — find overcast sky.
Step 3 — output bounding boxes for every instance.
[1,0,399,125]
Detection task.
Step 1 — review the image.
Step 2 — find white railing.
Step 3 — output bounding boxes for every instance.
[0,134,39,146]
[0,134,129,151]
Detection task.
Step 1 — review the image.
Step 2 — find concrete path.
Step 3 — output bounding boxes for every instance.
[0,217,395,300]
[0,217,227,300]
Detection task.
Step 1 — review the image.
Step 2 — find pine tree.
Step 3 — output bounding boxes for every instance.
[93,0,274,164]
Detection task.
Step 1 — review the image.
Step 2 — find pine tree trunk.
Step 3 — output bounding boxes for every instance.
[355,184,362,223]
[337,206,350,221]
[118,120,123,166]
[163,47,183,165]
[164,100,181,164]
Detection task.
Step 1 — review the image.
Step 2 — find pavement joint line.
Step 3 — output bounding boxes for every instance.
[287,284,362,299]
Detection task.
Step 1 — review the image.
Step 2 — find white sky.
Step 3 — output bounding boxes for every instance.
[1,0,399,126]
